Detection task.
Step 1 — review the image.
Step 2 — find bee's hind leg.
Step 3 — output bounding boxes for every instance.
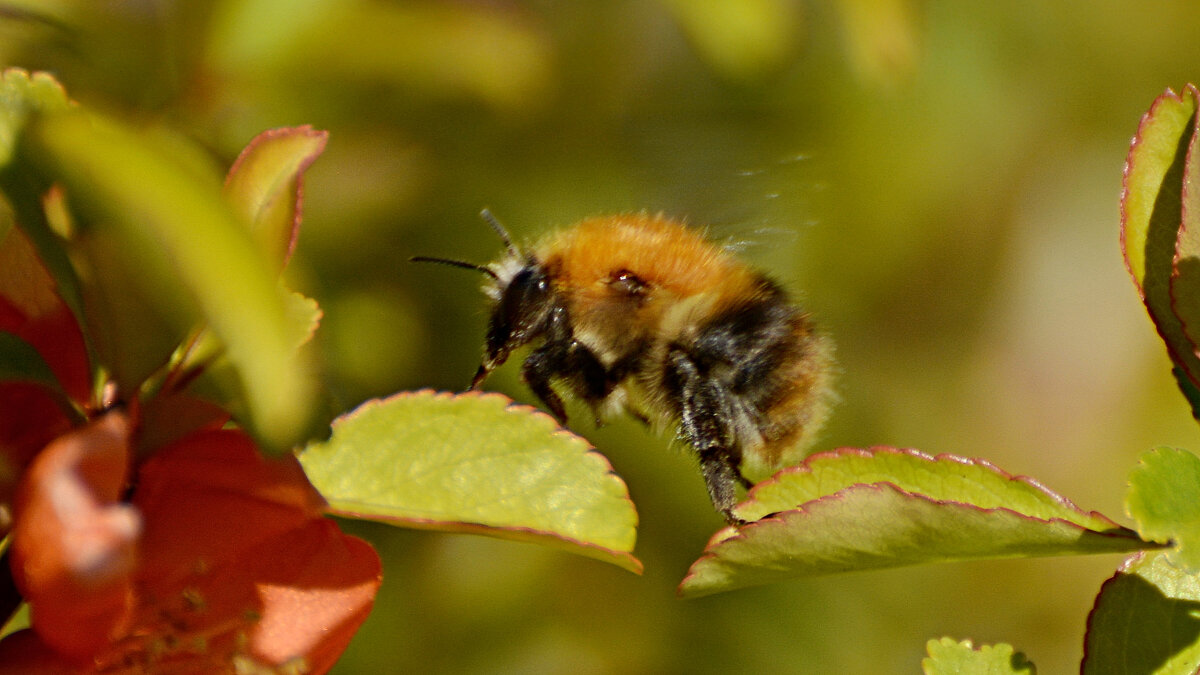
[667,348,748,527]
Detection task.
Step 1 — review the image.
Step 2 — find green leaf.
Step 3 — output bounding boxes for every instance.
[1083,552,1200,674]
[222,125,327,270]
[1121,85,1200,388]
[298,390,641,573]
[1172,84,1200,391]
[1127,447,1200,570]
[27,110,316,451]
[922,637,1035,675]
[735,448,1129,529]
[679,448,1148,597]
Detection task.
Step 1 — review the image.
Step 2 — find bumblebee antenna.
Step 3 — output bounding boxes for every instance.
[409,255,499,281]
[480,208,519,257]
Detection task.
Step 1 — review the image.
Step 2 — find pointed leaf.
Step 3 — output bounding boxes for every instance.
[0,219,90,405]
[1121,85,1200,387]
[27,110,316,451]
[1127,447,1200,570]
[298,390,641,573]
[679,448,1148,597]
[736,447,1128,529]
[223,126,327,270]
[922,638,1035,675]
[1172,83,1200,383]
[1083,552,1200,674]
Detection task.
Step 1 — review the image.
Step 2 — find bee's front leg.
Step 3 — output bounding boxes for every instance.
[522,345,570,424]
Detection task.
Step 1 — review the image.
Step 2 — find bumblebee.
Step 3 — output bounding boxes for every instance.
[414,211,835,525]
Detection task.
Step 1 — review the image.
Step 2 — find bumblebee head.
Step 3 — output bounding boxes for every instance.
[412,209,555,390]
[473,260,556,388]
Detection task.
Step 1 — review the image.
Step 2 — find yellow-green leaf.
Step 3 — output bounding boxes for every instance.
[298,390,641,573]
[1083,551,1200,674]
[679,448,1148,597]
[923,637,1035,675]
[1127,447,1200,571]
[223,125,327,270]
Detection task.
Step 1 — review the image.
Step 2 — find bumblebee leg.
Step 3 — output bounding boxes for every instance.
[522,345,569,424]
[565,341,611,425]
[668,349,747,526]
[520,303,616,426]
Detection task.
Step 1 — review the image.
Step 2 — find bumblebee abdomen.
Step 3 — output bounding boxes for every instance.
[656,277,835,481]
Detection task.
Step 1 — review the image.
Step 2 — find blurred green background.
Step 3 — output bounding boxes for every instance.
[6,0,1200,672]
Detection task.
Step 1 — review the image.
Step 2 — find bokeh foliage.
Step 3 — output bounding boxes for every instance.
[6,1,1200,672]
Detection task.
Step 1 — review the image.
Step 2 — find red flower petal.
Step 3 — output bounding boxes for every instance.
[133,429,325,591]
[92,428,381,672]
[9,413,138,661]
[0,381,73,533]
[0,629,80,675]
[247,521,380,673]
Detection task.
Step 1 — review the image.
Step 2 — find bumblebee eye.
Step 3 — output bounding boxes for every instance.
[609,270,648,296]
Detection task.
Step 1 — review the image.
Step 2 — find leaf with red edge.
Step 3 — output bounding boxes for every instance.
[0,226,91,407]
[679,448,1149,597]
[9,413,139,660]
[1122,85,1200,390]
[223,125,327,271]
[298,390,642,573]
[1083,551,1200,673]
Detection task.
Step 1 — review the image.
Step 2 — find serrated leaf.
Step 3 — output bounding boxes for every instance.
[1127,447,1200,570]
[298,390,641,573]
[735,448,1125,529]
[27,110,316,451]
[223,126,327,270]
[1121,85,1200,388]
[1083,551,1200,674]
[679,448,1148,597]
[922,637,1035,675]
